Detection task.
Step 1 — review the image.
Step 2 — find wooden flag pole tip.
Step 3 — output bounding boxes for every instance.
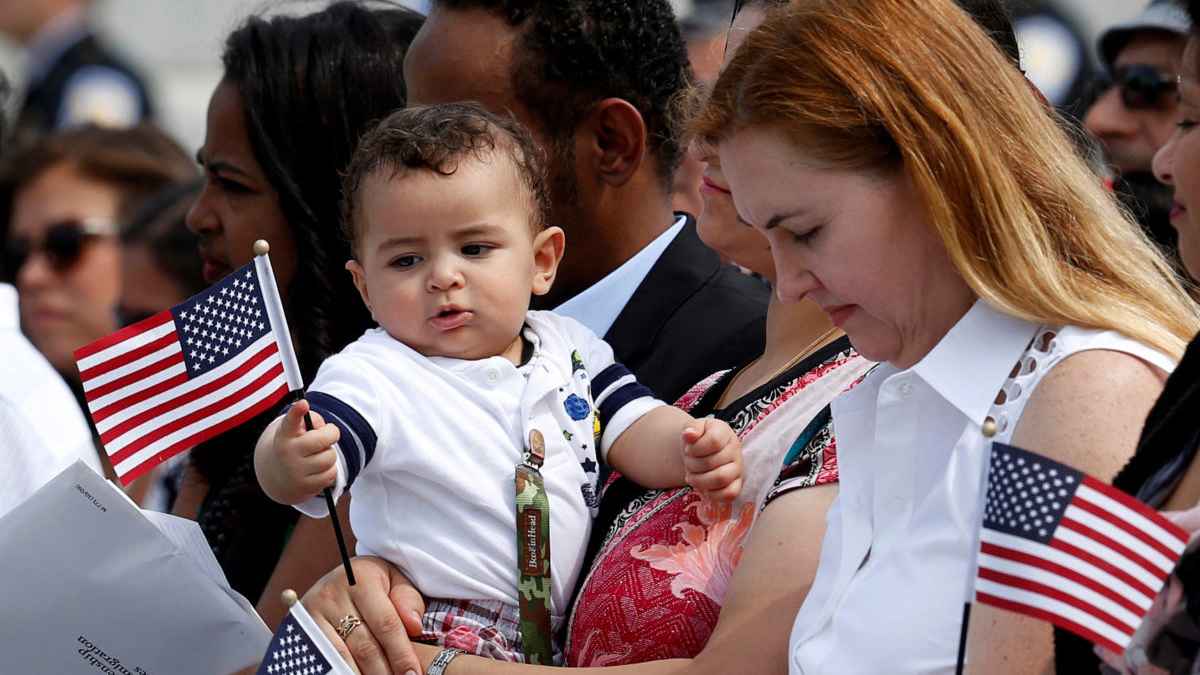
[253,240,270,257]
[281,588,299,608]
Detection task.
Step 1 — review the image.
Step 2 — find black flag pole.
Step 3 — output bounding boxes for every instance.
[955,603,972,675]
[255,239,356,586]
[298,392,357,587]
[957,419,1000,674]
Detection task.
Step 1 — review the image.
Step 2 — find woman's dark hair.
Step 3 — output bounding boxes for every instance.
[121,180,206,300]
[0,123,196,281]
[1190,0,1200,29]
[221,0,424,381]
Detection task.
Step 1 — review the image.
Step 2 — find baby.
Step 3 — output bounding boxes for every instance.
[254,103,743,665]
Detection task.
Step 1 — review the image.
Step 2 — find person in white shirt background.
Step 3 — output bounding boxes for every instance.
[0,281,100,519]
[694,0,1199,671]
[255,103,744,666]
[0,73,101,518]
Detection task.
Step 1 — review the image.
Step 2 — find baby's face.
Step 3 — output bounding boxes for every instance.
[347,156,558,361]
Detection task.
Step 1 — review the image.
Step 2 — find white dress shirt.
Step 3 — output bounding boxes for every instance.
[554,215,686,338]
[297,311,663,620]
[0,284,101,519]
[789,300,1174,673]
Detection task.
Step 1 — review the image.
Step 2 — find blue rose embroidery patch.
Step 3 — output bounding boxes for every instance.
[564,394,591,420]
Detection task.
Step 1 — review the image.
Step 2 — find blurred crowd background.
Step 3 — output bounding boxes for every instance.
[0,0,1140,154]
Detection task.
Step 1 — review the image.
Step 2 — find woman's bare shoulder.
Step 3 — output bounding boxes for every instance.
[1012,349,1166,480]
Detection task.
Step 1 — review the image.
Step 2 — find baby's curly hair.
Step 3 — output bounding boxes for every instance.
[341,102,551,251]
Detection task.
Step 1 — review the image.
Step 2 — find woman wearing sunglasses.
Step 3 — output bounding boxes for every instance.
[0,123,194,389]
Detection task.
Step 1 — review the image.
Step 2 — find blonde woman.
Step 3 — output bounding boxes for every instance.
[693,0,1200,672]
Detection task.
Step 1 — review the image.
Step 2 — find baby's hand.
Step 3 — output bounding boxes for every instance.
[253,399,341,505]
[682,417,743,502]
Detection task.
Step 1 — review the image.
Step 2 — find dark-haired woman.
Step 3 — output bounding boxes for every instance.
[1,123,195,383]
[173,0,424,629]
[1086,2,1200,672]
[0,123,196,481]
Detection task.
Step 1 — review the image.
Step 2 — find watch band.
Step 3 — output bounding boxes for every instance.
[427,648,463,675]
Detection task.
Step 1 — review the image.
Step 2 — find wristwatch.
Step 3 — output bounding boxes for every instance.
[427,648,463,675]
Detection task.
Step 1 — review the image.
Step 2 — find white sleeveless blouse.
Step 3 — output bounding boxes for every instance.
[788,301,1174,674]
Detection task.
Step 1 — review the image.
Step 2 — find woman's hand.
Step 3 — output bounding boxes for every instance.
[302,556,427,675]
[1165,505,1200,536]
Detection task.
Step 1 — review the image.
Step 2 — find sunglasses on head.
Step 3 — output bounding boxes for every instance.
[4,218,115,275]
[723,0,748,58]
[1095,64,1179,111]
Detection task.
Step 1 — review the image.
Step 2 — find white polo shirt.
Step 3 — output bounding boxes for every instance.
[298,310,662,619]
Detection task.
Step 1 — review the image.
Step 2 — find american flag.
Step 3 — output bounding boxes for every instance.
[74,258,302,484]
[257,600,354,675]
[974,443,1189,653]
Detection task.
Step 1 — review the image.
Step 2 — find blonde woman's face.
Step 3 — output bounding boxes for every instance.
[1154,38,1200,278]
[720,125,975,369]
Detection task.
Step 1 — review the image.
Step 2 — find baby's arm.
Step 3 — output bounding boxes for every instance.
[254,398,341,505]
[606,407,744,502]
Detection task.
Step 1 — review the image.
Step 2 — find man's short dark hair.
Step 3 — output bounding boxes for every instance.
[433,0,692,188]
[342,102,552,250]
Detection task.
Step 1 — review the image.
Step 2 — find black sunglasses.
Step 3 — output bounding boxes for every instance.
[4,218,115,275]
[1095,64,1179,111]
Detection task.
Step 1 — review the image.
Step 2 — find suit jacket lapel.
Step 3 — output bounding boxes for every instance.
[604,215,717,366]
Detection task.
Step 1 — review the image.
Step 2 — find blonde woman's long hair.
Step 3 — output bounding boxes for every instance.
[693,0,1200,358]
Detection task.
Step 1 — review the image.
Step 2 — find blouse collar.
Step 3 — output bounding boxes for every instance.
[907,299,1039,423]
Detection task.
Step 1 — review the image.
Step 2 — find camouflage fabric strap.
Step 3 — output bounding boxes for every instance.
[515,428,554,665]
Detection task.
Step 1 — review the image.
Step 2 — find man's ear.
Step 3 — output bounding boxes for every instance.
[577,98,647,188]
[531,226,566,296]
[345,259,375,320]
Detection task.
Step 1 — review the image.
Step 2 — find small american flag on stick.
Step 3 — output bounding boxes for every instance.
[74,253,303,484]
[257,590,354,675]
[973,443,1189,654]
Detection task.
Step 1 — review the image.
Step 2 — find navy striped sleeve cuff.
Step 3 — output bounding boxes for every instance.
[592,363,656,430]
[306,391,377,487]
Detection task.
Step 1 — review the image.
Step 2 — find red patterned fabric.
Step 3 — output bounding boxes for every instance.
[565,487,736,666]
[565,347,857,666]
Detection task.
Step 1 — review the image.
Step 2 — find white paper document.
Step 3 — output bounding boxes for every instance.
[0,461,271,675]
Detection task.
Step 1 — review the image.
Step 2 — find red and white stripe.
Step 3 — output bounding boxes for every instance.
[976,476,1188,653]
[77,311,289,484]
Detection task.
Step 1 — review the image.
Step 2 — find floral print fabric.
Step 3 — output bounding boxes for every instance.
[564,339,862,666]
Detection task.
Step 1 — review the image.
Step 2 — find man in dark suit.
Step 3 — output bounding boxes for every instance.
[0,0,153,139]
[403,0,768,405]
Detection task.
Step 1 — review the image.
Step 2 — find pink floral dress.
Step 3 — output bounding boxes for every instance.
[564,338,869,666]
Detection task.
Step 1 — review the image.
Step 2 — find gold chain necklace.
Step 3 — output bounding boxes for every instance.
[716,326,843,409]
